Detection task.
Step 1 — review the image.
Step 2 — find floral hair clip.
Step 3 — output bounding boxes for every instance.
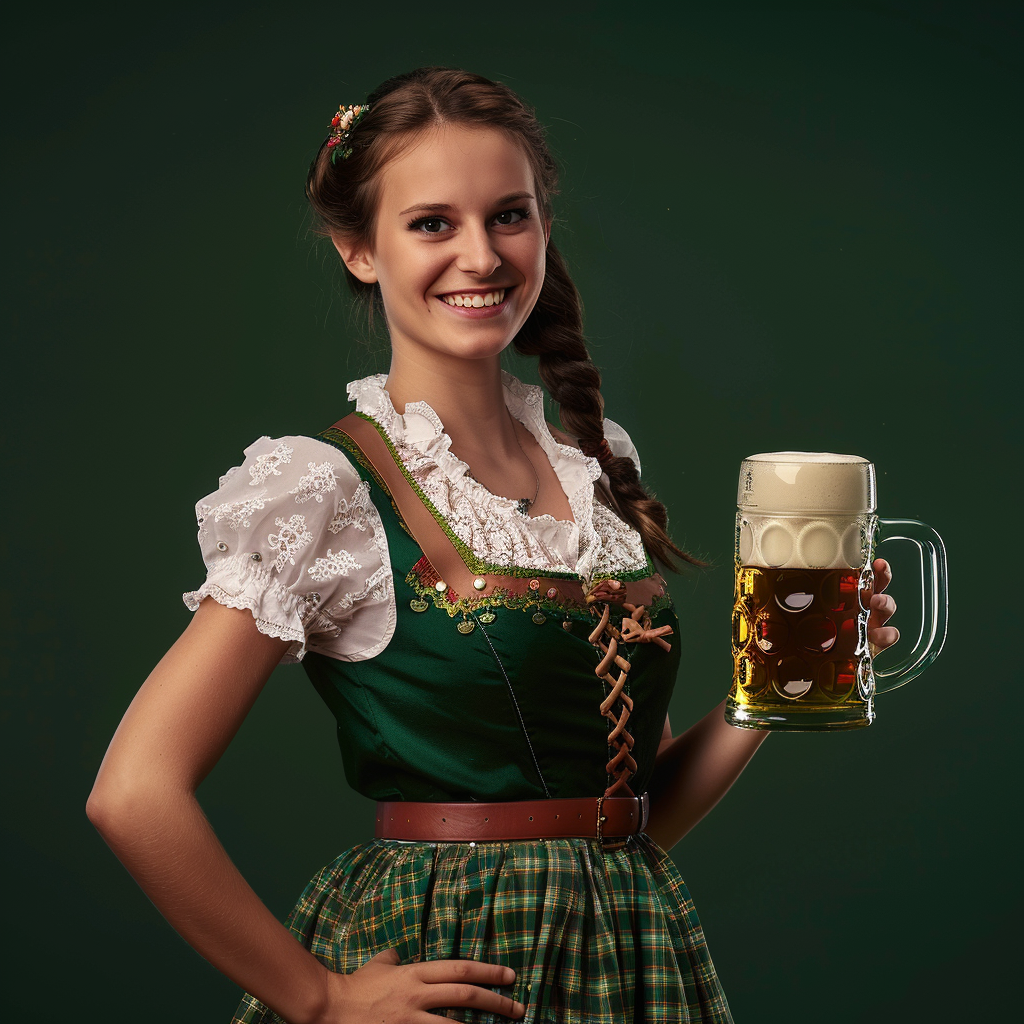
[326,103,369,163]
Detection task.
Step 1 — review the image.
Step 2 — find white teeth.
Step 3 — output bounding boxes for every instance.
[441,289,506,308]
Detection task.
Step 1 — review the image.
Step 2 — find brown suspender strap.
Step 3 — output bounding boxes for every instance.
[328,412,590,610]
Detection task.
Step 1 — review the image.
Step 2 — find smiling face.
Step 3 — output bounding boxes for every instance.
[337,125,550,365]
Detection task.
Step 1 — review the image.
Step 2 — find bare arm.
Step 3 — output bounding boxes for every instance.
[87,599,523,1024]
[645,704,768,851]
[87,599,334,1022]
[645,559,900,852]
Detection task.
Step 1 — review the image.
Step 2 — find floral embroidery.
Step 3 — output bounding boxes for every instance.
[249,442,294,486]
[328,479,373,534]
[206,491,268,530]
[268,514,313,572]
[291,461,337,504]
[308,547,362,582]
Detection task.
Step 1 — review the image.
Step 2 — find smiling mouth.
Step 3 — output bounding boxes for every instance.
[438,288,508,308]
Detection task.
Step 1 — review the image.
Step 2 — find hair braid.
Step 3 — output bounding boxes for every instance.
[514,246,699,571]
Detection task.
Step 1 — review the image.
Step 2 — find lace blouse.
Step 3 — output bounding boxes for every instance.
[183,372,648,663]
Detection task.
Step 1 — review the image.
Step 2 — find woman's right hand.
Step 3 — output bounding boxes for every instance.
[322,948,526,1022]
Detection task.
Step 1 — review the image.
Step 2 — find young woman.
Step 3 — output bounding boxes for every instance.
[87,67,898,1024]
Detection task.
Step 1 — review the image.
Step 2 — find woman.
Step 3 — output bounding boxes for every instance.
[87,67,898,1023]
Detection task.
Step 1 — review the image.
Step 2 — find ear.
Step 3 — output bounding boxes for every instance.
[330,232,377,284]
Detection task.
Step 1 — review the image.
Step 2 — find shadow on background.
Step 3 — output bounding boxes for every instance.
[2,2,1019,1020]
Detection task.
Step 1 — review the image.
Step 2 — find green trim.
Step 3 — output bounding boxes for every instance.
[346,412,583,581]
[316,415,655,586]
[405,560,591,621]
[316,427,413,539]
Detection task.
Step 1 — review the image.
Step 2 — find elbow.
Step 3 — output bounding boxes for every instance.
[86,770,178,844]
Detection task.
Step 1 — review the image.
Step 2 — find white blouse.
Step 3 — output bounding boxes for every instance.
[183,372,649,664]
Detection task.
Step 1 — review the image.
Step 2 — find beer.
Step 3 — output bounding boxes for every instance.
[730,563,876,727]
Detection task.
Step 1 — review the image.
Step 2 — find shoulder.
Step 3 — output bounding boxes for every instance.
[184,432,395,663]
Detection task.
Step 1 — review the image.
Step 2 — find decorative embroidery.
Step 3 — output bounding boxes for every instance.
[249,442,294,486]
[328,479,373,534]
[268,514,313,572]
[206,491,269,530]
[308,547,362,582]
[291,461,337,504]
[405,556,589,620]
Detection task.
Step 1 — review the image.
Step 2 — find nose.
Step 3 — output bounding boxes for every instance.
[456,223,501,277]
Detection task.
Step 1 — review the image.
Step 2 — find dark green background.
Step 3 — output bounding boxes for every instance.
[3,2,1018,1020]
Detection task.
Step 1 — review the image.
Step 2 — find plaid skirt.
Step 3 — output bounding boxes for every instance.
[232,834,733,1023]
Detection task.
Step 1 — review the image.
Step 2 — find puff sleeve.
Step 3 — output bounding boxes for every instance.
[182,435,395,663]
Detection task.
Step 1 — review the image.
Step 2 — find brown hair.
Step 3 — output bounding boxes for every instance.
[306,67,697,570]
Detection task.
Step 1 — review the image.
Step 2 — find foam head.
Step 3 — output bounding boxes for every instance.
[738,452,876,514]
[736,453,877,570]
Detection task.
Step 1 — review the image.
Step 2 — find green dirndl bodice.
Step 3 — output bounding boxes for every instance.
[232,416,733,1024]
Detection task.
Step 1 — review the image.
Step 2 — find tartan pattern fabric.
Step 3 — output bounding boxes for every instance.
[232,835,733,1023]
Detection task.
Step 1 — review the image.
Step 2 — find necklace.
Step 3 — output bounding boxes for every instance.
[460,408,541,516]
[507,407,541,516]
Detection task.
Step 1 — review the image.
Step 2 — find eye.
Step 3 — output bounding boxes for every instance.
[494,208,530,226]
[407,215,453,234]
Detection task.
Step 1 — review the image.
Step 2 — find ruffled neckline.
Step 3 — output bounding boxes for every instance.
[346,372,604,576]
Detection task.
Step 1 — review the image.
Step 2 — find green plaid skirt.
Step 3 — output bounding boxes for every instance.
[232,834,733,1023]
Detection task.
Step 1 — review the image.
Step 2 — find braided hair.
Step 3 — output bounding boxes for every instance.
[305,67,697,570]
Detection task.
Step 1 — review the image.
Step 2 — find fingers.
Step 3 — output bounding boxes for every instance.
[869,592,896,627]
[423,982,525,1018]
[412,959,515,987]
[869,625,900,651]
[411,959,524,1018]
[871,558,892,594]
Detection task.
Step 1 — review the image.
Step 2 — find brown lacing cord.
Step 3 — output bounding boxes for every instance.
[586,580,674,798]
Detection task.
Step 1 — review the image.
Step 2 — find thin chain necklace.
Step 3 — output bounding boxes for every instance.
[461,408,541,516]
[506,407,541,516]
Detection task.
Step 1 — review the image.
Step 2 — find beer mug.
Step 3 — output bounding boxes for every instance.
[725,452,948,731]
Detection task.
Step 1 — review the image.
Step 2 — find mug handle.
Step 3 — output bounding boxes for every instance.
[873,518,949,693]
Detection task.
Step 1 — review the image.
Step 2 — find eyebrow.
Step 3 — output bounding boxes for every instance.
[399,192,535,216]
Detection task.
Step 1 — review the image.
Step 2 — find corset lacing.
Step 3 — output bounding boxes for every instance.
[586,580,674,797]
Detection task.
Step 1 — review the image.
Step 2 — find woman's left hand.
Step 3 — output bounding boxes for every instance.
[868,558,899,651]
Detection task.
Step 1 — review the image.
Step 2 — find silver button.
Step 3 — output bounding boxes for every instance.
[216,542,228,552]
[251,552,262,562]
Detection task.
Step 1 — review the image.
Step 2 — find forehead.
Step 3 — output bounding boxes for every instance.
[377,125,535,212]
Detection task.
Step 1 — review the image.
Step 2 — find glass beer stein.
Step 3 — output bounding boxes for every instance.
[725,452,948,731]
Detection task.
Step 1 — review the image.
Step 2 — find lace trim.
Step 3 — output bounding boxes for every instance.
[183,553,309,661]
[323,418,581,581]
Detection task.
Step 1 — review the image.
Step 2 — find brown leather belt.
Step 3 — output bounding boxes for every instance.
[374,794,650,842]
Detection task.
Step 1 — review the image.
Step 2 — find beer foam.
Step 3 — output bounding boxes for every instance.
[738,452,876,514]
[737,513,874,569]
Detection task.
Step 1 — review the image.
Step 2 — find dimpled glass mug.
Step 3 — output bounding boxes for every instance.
[725,452,948,731]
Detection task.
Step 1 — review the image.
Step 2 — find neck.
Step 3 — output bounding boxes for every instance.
[384,349,520,453]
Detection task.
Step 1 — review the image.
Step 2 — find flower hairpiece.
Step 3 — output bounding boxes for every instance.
[326,103,369,163]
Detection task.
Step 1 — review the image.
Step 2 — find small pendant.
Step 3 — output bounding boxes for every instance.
[409,597,429,613]
[479,610,497,625]
[532,611,547,625]
[516,498,531,516]
[457,619,476,634]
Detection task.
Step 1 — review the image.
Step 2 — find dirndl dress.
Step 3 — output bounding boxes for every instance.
[185,375,733,1023]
